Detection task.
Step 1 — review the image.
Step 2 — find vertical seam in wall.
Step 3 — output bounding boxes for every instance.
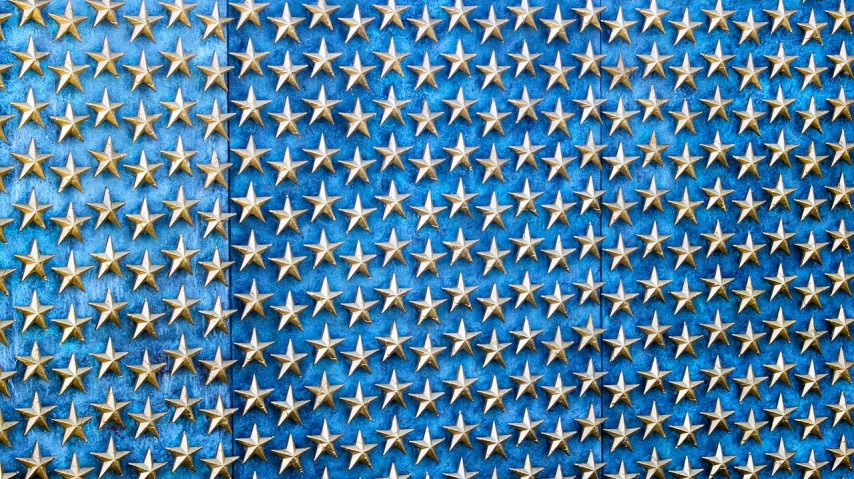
[224,0,235,473]
[597,1,605,466]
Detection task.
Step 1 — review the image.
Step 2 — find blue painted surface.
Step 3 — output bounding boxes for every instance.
[0,0,851,478]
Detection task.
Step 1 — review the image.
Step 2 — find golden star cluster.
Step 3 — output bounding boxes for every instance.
[0,0,851,478]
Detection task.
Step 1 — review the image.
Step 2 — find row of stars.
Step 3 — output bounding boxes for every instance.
[0,86,850,146]
[8,0,854,46]
[2,126,854,196]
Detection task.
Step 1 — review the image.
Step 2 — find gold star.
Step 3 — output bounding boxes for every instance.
[201,443,239,477]
[50,102,90,142]
[828,0,854,33]
[196,3,233,39]
[87,88,125,128]
[197,151,233,189]
[197,51,234,91]
[123,0,163,42]
[0,115,12,143]
[701,0,734,32]
[129,449,166,479]
[159,0,197,27]
[48,51,89,92]
[88,38,125,78]
[92,437,130,477]
[12,36,48,77]
[51,251,93,292]
[235,279,273,318]
[164,334,202,374]
[734,9,767,44]
[157,89,198,129]
[798,9,827,45]
[166,432,203,472]
[16,442,55,479]
[126,250,165,291]
[124,101,164,142]
[11,0,50,26]
[52,353,92,394]
[199,197,237,238]
[636,0,669,32]
[90,337,127,378]
[16,390,55,434]
[474,5,508,43]
[127,350,167,391]
[11,87,49,129]
[199,345,237,384]
[56,453,93,479]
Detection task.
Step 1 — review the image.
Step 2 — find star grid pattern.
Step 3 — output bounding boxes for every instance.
[0,0,853,478]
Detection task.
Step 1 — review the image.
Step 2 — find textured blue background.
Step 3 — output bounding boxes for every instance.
[0,0,851,478]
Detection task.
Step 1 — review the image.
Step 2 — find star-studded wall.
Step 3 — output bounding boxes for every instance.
[0,0,852,478]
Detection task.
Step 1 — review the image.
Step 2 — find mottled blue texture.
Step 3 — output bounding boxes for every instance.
[0,0,232,473]
[0,0,852,478]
